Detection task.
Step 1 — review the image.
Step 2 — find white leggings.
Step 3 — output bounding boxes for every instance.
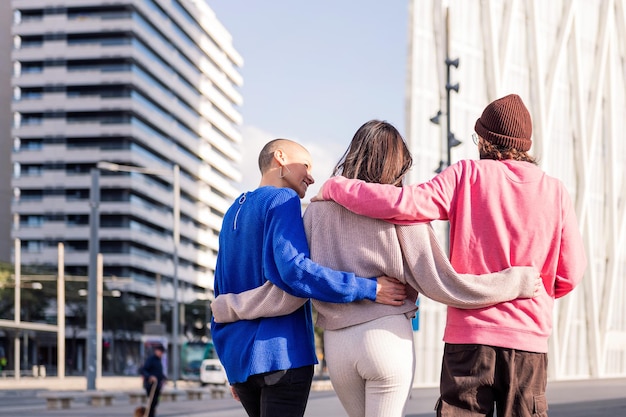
[324,314,415,417]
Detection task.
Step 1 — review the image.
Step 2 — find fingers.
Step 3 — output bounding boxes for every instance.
[230,386,240,402]
[382,297,405,306]
[381,276,407,292]
[310,187,326,202]
[534,276,544,297]
[375,276,407,306]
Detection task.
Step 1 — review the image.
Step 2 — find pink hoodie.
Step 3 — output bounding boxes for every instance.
[322,158,586,353]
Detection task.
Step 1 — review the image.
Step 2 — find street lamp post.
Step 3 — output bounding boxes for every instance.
[94,161,181,388]
[80,254,121,381]
[86,169,100,390]
[429,6,461,256]
[431,6,461,174]
[172,164,180,389]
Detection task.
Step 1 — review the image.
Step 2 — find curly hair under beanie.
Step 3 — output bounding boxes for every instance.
[474,94,533,152]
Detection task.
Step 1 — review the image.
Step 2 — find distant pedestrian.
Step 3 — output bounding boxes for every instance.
[140,344,167,417]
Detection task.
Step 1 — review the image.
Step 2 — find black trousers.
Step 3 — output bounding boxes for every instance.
[144,381,162,417]
[233,365,314,417]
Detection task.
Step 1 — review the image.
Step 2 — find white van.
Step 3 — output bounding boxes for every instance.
[199,359,228,386]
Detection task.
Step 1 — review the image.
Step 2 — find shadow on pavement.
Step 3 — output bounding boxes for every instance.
[406,397,626,417]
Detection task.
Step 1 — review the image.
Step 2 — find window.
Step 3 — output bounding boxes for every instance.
[20,215,43,227]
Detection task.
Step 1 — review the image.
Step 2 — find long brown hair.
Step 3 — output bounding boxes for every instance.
[333,120,413,186]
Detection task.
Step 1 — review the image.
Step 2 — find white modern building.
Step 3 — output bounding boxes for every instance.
[10,0,243,305]
[407,0,626,384]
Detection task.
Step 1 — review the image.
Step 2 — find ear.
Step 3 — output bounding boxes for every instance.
[273,149,286,164]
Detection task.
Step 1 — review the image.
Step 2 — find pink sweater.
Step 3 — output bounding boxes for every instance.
[322,159,587,353]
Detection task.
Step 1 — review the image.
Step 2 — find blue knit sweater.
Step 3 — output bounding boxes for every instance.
[211,186,377,383]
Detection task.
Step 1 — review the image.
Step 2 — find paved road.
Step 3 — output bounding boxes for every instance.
[0,377,624,416]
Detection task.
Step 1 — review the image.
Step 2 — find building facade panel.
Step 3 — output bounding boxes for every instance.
[408,0,626,385]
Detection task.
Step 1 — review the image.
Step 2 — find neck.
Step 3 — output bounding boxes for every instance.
[259,168,284,189]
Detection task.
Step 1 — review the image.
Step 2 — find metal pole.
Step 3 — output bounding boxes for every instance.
[14,238,20,380]
[444,7,453,255]
[86,168,100,390]
[205,293,210,339]
[172,164,180,387]
[445,7,452,168]
[96,253,103,380]
[57,243,65,379]
[156,274,161,323]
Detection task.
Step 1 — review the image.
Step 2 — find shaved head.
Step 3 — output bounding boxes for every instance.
[258,139,307,173]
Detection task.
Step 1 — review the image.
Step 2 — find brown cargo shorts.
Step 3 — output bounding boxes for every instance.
[435,343,548,417]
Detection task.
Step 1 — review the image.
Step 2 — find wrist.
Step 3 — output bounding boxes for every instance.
[364,277,378,301]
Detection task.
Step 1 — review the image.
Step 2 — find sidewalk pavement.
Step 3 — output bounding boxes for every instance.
[0,375,145,391]
[0,375,624,417]
[0,374,334,392]
[0,375,333,417]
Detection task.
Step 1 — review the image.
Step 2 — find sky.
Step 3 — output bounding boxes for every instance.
[207,1,410,198]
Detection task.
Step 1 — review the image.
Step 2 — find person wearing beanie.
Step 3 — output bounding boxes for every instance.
[316,94,587,417]
[474,93,533,151]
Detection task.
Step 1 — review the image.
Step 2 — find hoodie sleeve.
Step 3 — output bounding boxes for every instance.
[321,165,461,223]
[397,224,538,308]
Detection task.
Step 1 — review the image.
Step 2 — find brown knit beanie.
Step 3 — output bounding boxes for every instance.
[474,94,532,151]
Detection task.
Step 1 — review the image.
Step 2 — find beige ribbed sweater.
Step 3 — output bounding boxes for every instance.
[212,201,537,330]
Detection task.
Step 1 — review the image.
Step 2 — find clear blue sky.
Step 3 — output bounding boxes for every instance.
[207,1,410,196]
